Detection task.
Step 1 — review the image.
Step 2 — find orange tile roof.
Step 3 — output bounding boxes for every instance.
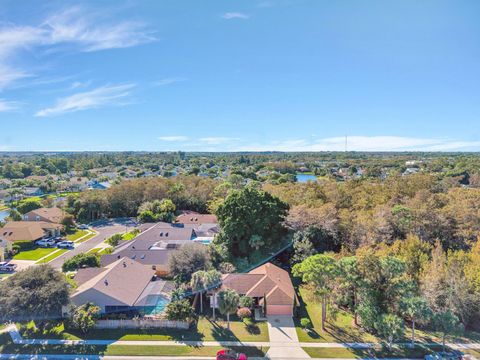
[222,262,296,307]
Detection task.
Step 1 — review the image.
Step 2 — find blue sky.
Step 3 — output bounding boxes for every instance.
[0,0,479,152]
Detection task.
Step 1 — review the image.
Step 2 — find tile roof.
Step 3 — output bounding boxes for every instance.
[72,257,154,306]
[176,213,218,225]
[24,207,64,223]
[222,262,296,307]
[1,221,62,242]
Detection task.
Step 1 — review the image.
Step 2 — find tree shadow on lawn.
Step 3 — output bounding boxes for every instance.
[208,319,240,342]
[20,320,205,342]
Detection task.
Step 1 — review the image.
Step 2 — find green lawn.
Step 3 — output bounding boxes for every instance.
[35,249,68,264]
[19,317,269,342]
[122,229,140,241]
[13,246,57,261]
[296,286,480,344]
[302,345,444,359]
[0,334,267,357]
[64,229,96,243]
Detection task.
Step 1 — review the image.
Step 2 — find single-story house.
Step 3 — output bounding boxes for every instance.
[71,257,173,315]
[0,221,63,242]
[23,207,64,224]
[101,222,198,276]
[212,262,298,316]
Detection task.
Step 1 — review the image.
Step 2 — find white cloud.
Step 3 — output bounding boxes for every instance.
[222,12,250,20]
[153,77,187,86]
[234,136,480,152]
[199,137,239,145]
[71,80,92,89]
[0,65,31,90]
[0,99,20,112]
[0,6,155,89]
[43,7,156,52]
[35,83,135,117]
[158,136,189,142]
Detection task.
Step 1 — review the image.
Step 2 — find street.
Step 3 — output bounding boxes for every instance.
[48,218,137,270]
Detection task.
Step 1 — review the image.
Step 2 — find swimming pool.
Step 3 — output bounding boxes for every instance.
[141,296,170,315]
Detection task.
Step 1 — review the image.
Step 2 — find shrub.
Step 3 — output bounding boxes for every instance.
[11,245,21,255]
[105,234,123,247]
[237,307,252,320]
[300,318,312,329]
[14,240,36,251]
[165,299,196,322]
[62,253,100,272]
[239,296,254,308]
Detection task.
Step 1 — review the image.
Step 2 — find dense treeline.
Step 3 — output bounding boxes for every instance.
[265,173,480,251]
[294,236,480,334]
[70,176,218,222]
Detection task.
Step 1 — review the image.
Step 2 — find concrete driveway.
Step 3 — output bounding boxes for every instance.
[267,315,310,359]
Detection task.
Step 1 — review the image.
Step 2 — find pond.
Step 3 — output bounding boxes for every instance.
[0,209,9,222]
[296,173,318,183]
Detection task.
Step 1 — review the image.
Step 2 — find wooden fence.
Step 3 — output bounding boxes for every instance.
[95,319,190,329]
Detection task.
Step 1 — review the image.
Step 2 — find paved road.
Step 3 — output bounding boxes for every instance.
[48,218,137,270]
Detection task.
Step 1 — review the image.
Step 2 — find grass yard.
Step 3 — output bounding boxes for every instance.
[296,286,480,344]
[66,229,96,242]
[13,246,57,261]
[302,345,444,359]
[0,334,267,357]
[122,229,140,241]
[19,317,269,342]
[35,249,68,264]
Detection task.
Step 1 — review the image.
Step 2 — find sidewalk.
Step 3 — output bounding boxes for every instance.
[5,324,480,350]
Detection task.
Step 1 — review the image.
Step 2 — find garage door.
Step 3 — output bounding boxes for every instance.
[267,305,293,315]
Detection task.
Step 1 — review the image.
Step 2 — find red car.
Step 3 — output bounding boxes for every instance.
[216,349,247,360]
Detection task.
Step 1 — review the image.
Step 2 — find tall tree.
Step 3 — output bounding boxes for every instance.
[191,270,207,313]
[169,243,211,282]
[336,256,361,326]
[0,265,70,323]
[292,254,337,331]
[217,289,240,329]
[215,187,289,257]
[432,310,463,352]
[376,314,404,350]
[400,296,432,347]
[203,270,222,321]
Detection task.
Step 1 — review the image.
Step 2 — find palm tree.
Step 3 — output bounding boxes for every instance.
[191,270,207,313]
[400,296,432,347]
[203,270,222,320]
[217,289,240,329]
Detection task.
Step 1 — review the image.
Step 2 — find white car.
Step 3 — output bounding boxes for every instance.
[37,239,56,248]
[0,262,17,273]
[57,241,74,249]
[78,224,89,230]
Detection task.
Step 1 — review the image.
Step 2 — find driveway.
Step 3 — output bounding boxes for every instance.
[267,315,310,359]
[48,218,137,270]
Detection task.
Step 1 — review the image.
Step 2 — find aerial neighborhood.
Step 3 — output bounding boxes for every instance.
[0,152,479,359]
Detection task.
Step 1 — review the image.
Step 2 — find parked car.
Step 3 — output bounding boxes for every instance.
[78,224,89,230]
[216,349,247,360]
[57,241,74,249]
[37,239,56,248]
[0,262,17,273]
[54,236,64,242]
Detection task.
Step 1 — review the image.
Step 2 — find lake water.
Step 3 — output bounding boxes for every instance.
[296,173,318,183]
[0,209,9,222]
